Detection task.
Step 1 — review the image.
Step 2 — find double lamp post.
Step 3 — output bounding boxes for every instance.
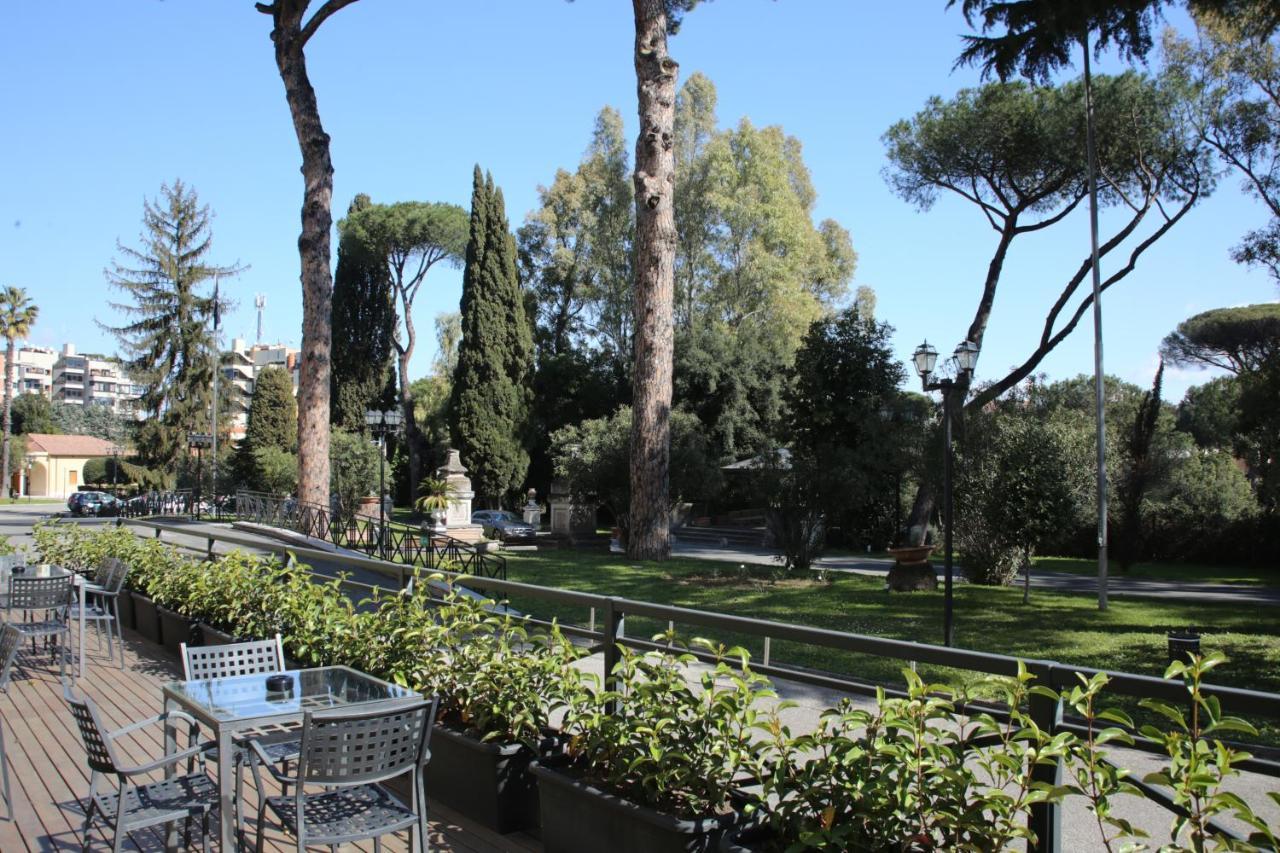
[364,408,403,561]
[912,338,979,648]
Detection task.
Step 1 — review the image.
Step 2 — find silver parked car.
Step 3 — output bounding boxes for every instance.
[471,510,537,543]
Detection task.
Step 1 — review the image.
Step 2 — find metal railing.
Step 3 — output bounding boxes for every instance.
[234,490,506,580]
[119,518,1280,853]
[115,489,195,519]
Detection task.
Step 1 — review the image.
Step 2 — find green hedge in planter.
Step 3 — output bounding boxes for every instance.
[31,524,1280,851]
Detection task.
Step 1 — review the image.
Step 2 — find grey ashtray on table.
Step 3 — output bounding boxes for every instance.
[265,673,294,697]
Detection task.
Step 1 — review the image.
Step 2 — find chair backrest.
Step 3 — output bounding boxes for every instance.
[94,557,125,590]
[8,575,72,612]
[0,555,19,572]
[181,634,286,681]
[0,624,22,692]
[64,690,117,775]
[296,698,436,787]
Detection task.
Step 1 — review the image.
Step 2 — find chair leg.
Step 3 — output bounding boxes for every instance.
[0,722,11,822]
[201,810,211,853]
[79,787,97,852]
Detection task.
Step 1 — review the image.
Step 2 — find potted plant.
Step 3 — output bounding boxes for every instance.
[414,477,455,534]
[386,585,588,834]
[532,638,777,853]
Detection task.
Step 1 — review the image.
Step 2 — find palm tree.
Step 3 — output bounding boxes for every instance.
[0,287,38,499]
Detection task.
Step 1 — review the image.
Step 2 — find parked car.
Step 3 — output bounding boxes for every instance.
[68,491,118,517]
[470,510,537,543]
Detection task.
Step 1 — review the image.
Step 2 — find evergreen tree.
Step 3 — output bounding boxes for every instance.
[331,193,397,431]
[451,167,533,506]
[235,365,298,490]
[103,180,237,473]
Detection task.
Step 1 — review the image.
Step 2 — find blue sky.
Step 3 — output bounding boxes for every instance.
[2,0,1275,403]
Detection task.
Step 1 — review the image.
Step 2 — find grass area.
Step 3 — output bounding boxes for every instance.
[0,498,64,505]
[1031,555,1279,587]
[493,549,1280,704]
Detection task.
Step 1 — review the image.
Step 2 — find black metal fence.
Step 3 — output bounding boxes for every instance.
[122,519,1280,853]
[233,490,506,580]
[115,489,196,519]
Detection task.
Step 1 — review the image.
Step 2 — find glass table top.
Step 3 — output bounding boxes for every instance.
[164,666,420,723]
[0,563,73,585]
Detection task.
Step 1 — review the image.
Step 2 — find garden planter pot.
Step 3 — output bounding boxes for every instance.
[424,725,543,833]
[198,624,236,647]
[156,605,196,655]
[117,589,137,631]
[531,761,744,853]
[718,823,773,852]
[133,594,162,645]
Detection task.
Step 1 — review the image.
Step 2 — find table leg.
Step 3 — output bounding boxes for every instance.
[217,726,236,850]
[163,697,179,852]
[76,581,86,679]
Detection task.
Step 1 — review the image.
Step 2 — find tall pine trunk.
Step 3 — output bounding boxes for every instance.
[398,343,422,503]
[628,0,679,560]
[1,337,13,497]
[260,0,351,510]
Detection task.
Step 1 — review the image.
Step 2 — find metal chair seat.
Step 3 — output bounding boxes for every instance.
[10,618,67,637]
[264,783,418,843]
[89,771,217,831]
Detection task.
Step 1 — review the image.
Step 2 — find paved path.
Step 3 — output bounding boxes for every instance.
[671,537,1280,607]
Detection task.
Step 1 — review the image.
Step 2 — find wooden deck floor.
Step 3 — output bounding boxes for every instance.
[0,627,543,852]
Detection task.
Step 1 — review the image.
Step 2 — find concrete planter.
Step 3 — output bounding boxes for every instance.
[133,594,162,645]
[157,605,196,656]
[531,761,743,853]
[117,589,137,631]
[424,725,544,834]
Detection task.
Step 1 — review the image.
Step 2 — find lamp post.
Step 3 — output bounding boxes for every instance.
[364,409,403,560]
[912,338,980,648]
[109,444,122,501]
[188,432,213,520]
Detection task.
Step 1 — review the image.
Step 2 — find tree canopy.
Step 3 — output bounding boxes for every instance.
[1160,303,1280,373]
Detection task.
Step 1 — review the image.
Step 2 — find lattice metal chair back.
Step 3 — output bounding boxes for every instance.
[181,634,286,680]
[64,687,216,850]
[75,557,130,669]
[255,698,437,852]
[93,557,125,590]
[7,574,72,612]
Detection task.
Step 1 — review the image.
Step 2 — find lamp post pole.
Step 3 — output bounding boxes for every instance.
[365,409,402,562]
[110,444,121,501]
[188,433,213,521]
[913,340,979,648]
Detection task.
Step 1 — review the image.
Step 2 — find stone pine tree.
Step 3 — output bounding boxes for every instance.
[235,365,298,490]
[103,180,238,474]
[257,0,363,511]
[451,167,533,507]
[0,287,38,498]
[331,193,396,431]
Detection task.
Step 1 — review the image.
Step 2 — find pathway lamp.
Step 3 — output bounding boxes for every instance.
[188,432,213,520]
[912,338,980,647]
[109,444,122,503]
[364,409,403,560]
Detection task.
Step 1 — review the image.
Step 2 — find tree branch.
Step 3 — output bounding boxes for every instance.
[299,0,361,47]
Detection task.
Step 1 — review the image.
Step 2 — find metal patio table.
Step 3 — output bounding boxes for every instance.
[0,562,89,679]
[161,665,421,850]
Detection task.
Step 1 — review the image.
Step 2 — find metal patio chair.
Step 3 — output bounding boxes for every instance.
[253,698,437,853]
[4,574,72,677]
[65,687,216,852]
[181,635,300,835]
[70,558,129,669]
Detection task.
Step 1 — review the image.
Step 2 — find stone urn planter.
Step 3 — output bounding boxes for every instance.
[886,546,938,592]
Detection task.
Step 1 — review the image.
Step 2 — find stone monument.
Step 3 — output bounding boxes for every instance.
[435,449,484,541]
[522,487,542,527]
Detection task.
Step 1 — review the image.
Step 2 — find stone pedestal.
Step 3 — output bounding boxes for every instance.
[549,478,596,540]
[430,449,484,542]
[522,488,542,528]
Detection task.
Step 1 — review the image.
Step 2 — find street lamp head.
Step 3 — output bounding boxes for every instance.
[383,409,403,428]
[364,409,382,428]
[954,339,980,375]
[912,341,939,382]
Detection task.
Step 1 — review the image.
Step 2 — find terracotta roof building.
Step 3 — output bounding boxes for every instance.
[20,433,118,499]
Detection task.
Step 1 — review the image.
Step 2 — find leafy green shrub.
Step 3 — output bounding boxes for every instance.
[560,637,782,819]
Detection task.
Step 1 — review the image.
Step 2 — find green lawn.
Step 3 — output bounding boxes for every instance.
[1031,555,1279,587]
[494,549,1280,703]
[0,497,64,505]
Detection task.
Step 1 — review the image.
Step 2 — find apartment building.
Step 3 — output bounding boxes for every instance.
[9,345,57,397]
[51,344,142,415]
[221,338,300,439]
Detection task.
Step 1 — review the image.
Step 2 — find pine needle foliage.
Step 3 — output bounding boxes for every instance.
[102,180,238,472]
[451,166,534,506]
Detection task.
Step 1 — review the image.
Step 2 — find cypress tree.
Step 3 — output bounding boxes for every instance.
[331,193,397,431]
[451,166,534,506]
[234,365,298,490]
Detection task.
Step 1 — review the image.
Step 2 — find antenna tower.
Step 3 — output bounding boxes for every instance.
[254,294,266,344]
